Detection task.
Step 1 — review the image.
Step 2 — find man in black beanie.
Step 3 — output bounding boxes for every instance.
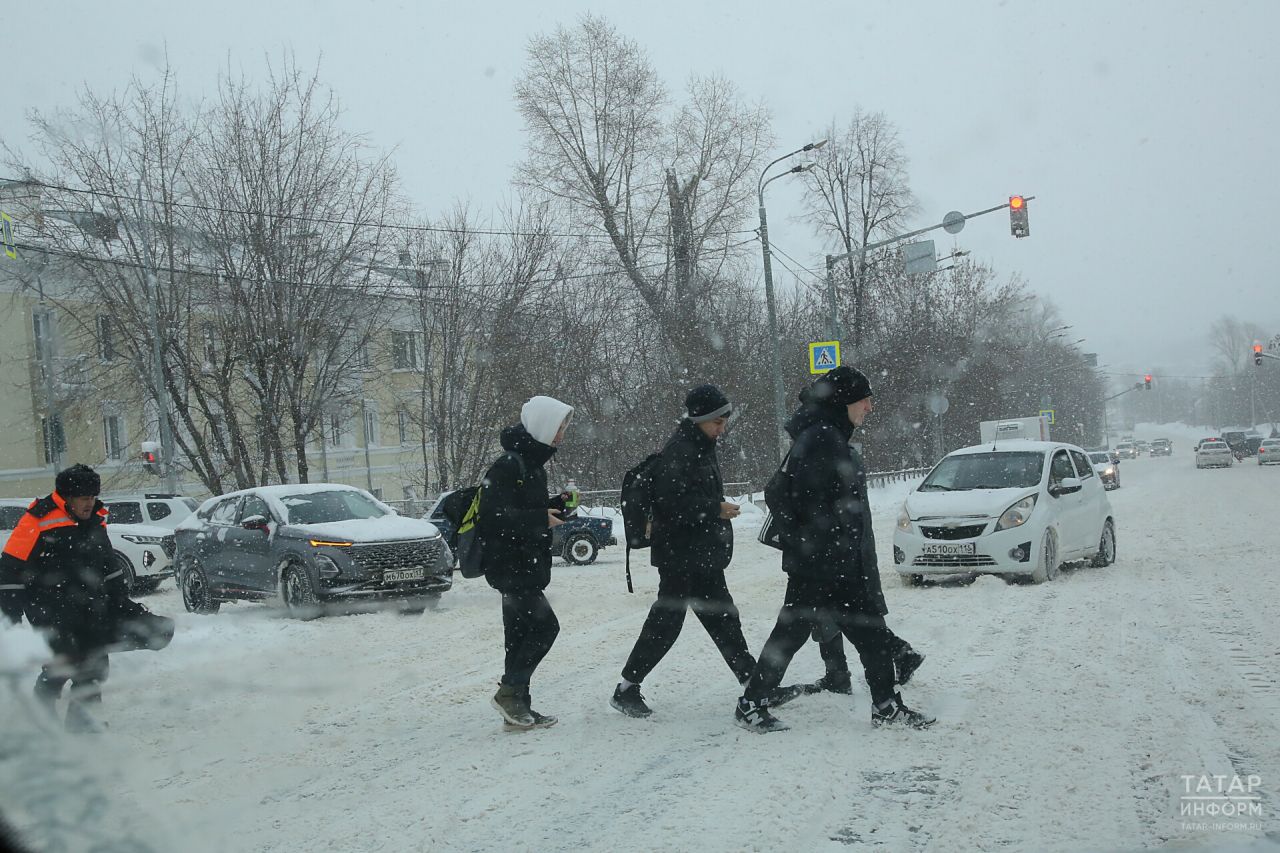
[735,367,934,731]
[610,384,761,717]
[1,463,172,732]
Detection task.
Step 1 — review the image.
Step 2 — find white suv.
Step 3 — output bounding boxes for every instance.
[894,442,1116,585]
[0,497,176,595]
[102,494,199,529]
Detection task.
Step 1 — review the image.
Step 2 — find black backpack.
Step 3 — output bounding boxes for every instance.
[455,453,528,579]
[619,452,663,593]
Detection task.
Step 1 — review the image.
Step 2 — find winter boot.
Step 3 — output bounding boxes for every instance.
[610,683,653,718]
[804,670,853,695]
[894,649,926,686]
[521,687,557,729]
[33,670,64,718]
[871,692,935,730]
[491,683,535,729]
[734,697,789,733]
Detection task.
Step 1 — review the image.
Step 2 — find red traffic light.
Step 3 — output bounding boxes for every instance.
[1009,195,1025,209]
[1254,344,1264,353]
[1256,344,1265,366]
[1144,374,1152,382]
[143,451,158,464]
[1009,196,1030,237]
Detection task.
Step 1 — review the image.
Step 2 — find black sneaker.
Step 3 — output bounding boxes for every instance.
[765,684,807,708]
[734,697,789,733]
[523,688,558,729]
[804,670,853,695]
[871,693,935,729]
[610,683,653,718]
[491,683,535,729]
[894,649,926,686]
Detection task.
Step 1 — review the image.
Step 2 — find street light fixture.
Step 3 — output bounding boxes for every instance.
[757,138,827,463]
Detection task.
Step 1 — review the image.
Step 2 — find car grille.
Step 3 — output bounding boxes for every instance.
[912,553,998,567]
[350,539,444,577]
[161,536,176,559]
[919,524,986,540]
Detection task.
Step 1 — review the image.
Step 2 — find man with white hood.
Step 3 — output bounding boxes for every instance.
[480,395,574,729]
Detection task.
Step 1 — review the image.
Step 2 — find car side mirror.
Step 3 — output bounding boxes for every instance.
[242,515,270,532]
[1048,477,1083,497]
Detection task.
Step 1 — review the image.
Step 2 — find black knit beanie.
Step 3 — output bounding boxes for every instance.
[811,366,873,406]
[684,384,732,423]
[56,463,101,498]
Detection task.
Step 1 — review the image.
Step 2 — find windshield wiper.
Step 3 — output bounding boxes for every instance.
[918,484,951,491]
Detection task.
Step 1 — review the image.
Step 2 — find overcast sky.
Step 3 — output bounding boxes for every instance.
[5,0,1278,385]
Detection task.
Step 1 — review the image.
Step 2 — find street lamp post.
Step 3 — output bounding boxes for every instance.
[758,139,826,463]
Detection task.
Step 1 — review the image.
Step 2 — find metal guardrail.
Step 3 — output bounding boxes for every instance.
[866,467,932,488]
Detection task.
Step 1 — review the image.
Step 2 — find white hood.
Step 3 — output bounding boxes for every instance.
[287,514,441,543]
[906,487,1036,520]
[521,396,574,445]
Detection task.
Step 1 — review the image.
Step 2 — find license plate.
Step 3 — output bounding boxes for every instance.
[383,568,425,583]
[922,542,976,556]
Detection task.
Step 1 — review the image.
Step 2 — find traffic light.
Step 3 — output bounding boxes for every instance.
[1144,374,1153,390]
[1255,344,1264,367]
[141,441,161,475]
[1009,196,1030,238]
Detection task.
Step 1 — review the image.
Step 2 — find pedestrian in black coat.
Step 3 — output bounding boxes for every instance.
[481,395,573,730]
[0,464,173,732]
[735,367,934,732]
[609,384,761,718]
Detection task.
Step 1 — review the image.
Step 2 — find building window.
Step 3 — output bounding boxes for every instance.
[391,330,419,370]
[397,410,410,445]
[326,410,348,448]
[40,414,65,465]
[97,314,117,361]
[202,324,218,367]
[354,339,371,370]
[363,404,380,448]
[103,414,125,461]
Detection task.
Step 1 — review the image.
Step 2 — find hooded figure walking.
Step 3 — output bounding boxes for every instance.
[735,367,935,732]
[0,463,173,732]
[611,384,801,717]
[482,395,574,730]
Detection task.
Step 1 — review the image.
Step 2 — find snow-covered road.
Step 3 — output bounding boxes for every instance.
[3,429,1280,852]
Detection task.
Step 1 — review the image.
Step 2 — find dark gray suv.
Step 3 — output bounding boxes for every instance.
[174,485,452,617]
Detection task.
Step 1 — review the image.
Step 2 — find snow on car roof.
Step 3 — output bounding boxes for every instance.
[948,440,1082,457]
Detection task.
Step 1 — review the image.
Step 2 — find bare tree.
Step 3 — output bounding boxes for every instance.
[514,14,770,373]
[802,110,916,355]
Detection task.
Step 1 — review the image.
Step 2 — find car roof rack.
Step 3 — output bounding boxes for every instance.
[143,493,179,499]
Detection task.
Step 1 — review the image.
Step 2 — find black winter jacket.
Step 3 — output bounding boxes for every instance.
[651,418,734,575]
[479,425,556,593]
[781,402,888,616]
[0,493,145,654]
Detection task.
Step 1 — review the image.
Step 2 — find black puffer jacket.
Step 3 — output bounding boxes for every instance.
[651,418,733,575]
[781,400,887,616]
[0,493,144,654]
[479,425,556,593]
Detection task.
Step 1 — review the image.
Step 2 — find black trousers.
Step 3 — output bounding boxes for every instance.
[744,576,896,707]
[35,648,110,705]
[622,569,756,685]
[815,618,911,674]
[500,591,560,687]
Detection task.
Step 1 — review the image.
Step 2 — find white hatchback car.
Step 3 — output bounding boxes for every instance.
[1258,438,1280,465]
[894,442,1116,585]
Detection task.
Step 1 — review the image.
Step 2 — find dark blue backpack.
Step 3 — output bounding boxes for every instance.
[620,452,662,592]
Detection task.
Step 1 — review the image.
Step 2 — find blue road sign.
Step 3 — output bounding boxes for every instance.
[809,341,840,374]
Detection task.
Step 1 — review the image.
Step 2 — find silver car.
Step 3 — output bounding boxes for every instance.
[1195,440,1234,469]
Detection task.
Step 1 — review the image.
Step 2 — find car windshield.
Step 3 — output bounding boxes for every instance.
[919,451,1044,491]
[278,490,388,525]
[1088,453,1110,464]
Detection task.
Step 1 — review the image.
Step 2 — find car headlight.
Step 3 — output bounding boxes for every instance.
[897,506,912,532]
[121,534,165,545]
[994,495,1037,532]
[1104,466,1114,476]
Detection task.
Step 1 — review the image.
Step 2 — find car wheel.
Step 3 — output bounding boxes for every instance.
[280,562,321,620]
[112,552,137,594]
[563,533,599,565]
[1029,529,1058,584]
[1090,520,1116,568]
[180,557,220,615]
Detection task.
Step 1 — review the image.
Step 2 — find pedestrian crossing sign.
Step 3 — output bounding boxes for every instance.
[809,341,840,374]
[1039,409,1055,425]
